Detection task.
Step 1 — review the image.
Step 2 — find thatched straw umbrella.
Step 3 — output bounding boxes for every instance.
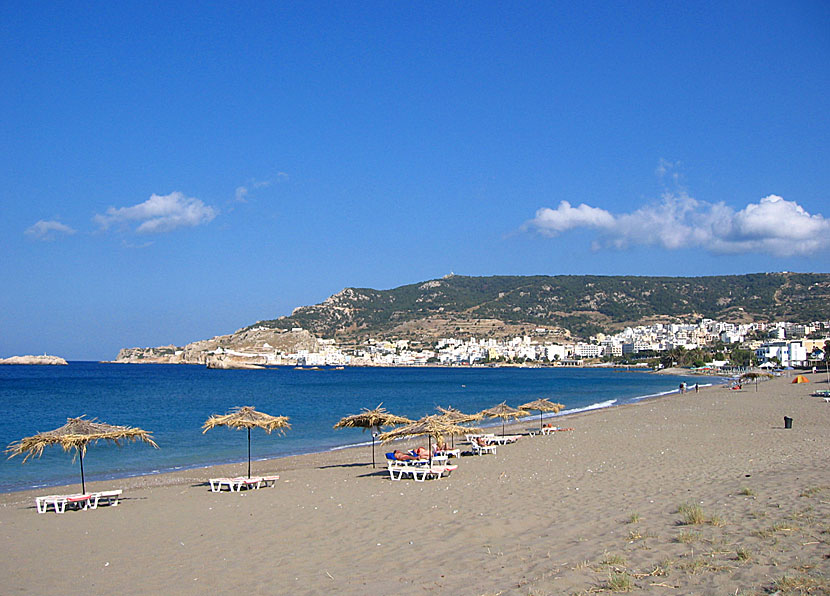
[479,402,526,436]
[435,406,482,448]
[202,406,290,478]
[519,398,565,431]
[5,416,158,494]
[740,372,773,392]
[333,404,412,468]
[379,415,481,465]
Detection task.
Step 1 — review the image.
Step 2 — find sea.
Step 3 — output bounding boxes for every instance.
[0,362,720,492]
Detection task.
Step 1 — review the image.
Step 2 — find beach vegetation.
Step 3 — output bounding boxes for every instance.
[709,514,727,527]
[735,546,751,561]
[625,512,640,524]
[677,503,706,525]
[739,486,755,496]
[756,521,798,538]
[769,573,830,594]
[604,571,634,592]
[798,486,825,498]
[600,552,626,567]
[675,530,701,543]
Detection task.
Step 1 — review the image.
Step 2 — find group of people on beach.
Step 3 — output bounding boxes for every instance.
[679,382,699,394]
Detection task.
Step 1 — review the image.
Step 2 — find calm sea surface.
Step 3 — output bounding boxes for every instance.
[0,363,717,492]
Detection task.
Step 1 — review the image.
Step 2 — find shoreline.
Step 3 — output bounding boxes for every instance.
[0,375,726,495]
[1,372,828,594]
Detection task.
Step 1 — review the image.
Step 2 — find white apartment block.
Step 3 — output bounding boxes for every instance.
[755,341,807,368]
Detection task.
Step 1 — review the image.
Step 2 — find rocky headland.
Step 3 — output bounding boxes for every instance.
[0,354,68,365]
[114,328,319,366]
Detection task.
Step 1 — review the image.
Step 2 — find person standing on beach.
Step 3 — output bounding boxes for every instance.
[679,382,685,394]
[694,383,699,393]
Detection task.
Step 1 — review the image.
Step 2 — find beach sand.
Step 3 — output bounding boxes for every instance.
[1,374,828,595]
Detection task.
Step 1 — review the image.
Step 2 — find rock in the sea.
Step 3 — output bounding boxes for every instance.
[205,355,265,370]
[0,354,68,365]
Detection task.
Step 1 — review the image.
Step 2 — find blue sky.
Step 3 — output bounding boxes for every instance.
[2,2,828,360]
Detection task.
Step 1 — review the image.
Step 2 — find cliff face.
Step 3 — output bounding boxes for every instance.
[0,355,68,365]
[114,329,320,365]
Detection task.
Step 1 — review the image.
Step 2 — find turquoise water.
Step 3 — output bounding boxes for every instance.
[0,363,716,492]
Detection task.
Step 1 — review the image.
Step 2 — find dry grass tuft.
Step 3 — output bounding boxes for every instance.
[626,512,640,524]
[677,503,705,525]
[709,514,727,527]
[605,571,634,592]
[675,530,701,543]
[769,572,830,594]
[600,552,626,567]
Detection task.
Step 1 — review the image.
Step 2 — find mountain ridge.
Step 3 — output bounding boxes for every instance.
[247,272,830,342]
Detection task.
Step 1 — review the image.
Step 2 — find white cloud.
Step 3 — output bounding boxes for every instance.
[234,186,250,202]
[25,219,76,241]
[525,194,830,257]
[94,192,217,234]
[526,201,615,236]
[234,175,286,203]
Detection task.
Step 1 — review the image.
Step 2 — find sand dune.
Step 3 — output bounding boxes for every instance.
[1,373,828,595]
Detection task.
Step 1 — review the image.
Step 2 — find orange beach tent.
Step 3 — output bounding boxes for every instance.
[792,375,810,384]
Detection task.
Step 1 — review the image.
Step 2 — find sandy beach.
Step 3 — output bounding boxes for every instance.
[1,373,828,595]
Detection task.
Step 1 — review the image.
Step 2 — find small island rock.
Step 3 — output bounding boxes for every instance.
[0,354,68,365]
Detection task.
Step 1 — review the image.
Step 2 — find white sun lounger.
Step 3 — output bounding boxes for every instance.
[35,495,66,514]
[468,439,497,456]
[90,489,123,507]
[209,477,264,492]
[386,461,458,482]
[260,475,280,487]
[36,493,92,513]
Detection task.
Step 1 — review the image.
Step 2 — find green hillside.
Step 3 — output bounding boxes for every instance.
[246,273,830,340]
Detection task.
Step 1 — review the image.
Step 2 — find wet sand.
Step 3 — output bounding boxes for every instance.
[1,373,828,595]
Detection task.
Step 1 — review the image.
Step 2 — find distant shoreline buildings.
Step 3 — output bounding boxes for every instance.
[285,319,829,370]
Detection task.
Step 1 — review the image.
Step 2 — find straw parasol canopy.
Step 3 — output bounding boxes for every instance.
[333,403,412,468]
[435,406,482,424]
[519,398,565,431]
[6,416,158,493]
[479,402,526,436]
[379,414,481,465]
[435,406,482,448]
[202,406,290,478]
[740,372,774,392]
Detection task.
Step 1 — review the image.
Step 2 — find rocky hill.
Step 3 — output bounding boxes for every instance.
[114,328,320,365]
[248,272,830,341]
[116,272,830,361]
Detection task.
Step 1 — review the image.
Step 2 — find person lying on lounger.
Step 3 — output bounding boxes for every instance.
[412,447,429,459]
[393,450,418,461]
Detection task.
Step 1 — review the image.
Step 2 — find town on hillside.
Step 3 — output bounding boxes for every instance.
[218,319,830,371]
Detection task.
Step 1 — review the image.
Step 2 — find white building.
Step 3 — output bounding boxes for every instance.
[755,341,807,368]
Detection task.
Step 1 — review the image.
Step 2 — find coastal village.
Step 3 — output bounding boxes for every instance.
[117,318,830,371]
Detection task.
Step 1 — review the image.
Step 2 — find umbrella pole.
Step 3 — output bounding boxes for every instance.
[372,432,376,469]
[79,450,85,494]
[540,411,543,431]
[428,435,432,466]
[502,419,506,436]
[247,427,251,479]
